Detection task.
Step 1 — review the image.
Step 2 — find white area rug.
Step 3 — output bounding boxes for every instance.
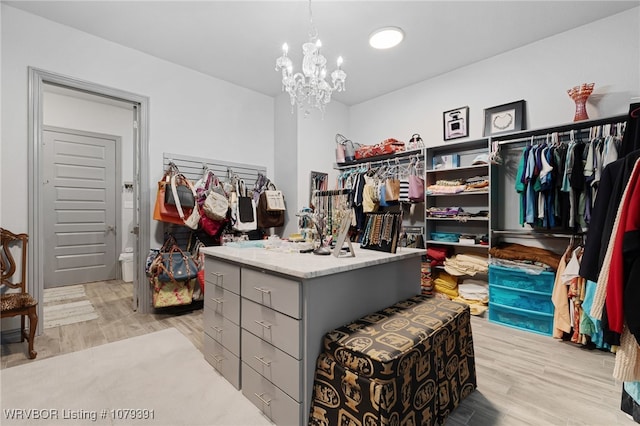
[43,300,99,329]
[43,285,98,329]
[42,284,87,303]
[0,328,273,426]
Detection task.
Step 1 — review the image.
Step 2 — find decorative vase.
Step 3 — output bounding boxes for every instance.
[567,83,595,122]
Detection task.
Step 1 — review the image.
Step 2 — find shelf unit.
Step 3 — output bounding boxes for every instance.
[485,114,628,336]
[424,138,490,253]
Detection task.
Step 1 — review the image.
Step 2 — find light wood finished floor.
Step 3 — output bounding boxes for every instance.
[1,280,636,425]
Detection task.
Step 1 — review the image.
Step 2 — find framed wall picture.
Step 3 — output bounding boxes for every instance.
[443,106,469,141]
[483,100,526,136]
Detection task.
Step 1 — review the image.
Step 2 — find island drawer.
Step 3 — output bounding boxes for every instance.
[205,257,240,294]
[241,268,301,319]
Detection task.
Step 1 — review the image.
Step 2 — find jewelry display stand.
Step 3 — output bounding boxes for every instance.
[360,212,402,254]
[332,212,355,258]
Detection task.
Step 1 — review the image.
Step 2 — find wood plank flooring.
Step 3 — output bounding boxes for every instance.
[1,280,203,369]
[1,280,636,425]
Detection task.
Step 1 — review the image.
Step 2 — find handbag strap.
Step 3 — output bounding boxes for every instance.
[237,179,247,197]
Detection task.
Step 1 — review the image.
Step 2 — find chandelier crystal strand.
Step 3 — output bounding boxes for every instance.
[275,0,346,117]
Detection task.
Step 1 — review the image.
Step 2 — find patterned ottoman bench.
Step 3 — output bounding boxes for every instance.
[308,295,476,426]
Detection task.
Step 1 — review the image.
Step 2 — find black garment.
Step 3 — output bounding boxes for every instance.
[554,145,571,229]
[569,141,586,192]
[580,151,640,282]
[580,160,619,281]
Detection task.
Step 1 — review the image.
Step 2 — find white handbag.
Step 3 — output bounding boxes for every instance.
[232,179,257,232]
[203,189,229,221]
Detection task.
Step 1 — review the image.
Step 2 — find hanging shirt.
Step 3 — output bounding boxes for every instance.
[552,251,571,338]
[515,147,528,226]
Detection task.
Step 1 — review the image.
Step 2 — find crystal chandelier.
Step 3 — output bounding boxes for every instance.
[275,0,346,116]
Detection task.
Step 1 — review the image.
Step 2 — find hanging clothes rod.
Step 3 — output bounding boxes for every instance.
[494,114,627,146]
[492,229,583,239]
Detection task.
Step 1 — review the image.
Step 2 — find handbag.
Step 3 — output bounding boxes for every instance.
[408,159,425,202]
[165,173,195,208]
[152,277,196,308]
[385,178,400,202]
[203,191,229,221]
[257,192,285,228]
[233,179,257,232]
[156,244,199,282]
[256,182,284,228]
[153,167,189,225]
[407,133,425,150]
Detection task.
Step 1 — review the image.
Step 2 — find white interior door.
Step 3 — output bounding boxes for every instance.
[43,128,119,288]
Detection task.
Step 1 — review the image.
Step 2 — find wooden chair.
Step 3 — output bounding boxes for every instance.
[1,228,38,359]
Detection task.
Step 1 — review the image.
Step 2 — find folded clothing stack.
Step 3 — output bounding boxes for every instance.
[426,245,451,268]
[463,175,489,192]
[454,279,489,315]
[433,271,459,298]
[444,253,489,276]
[457,280,488,300]
[427,178,467,195]
[426,206,462,218]
[489,242,561,271]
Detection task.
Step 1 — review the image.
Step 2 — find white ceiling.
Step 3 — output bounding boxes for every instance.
[6,1,639,105]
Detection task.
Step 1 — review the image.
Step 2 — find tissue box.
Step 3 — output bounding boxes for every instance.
[433,154,460,170]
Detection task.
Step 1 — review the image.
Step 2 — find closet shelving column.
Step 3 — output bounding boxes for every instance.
[424,138,490,254]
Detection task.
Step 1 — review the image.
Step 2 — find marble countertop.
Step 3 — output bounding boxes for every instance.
[200,244,424,279]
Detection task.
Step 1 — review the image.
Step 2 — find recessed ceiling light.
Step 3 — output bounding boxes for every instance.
[369,27,404,49]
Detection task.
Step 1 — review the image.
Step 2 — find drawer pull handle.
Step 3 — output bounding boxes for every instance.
[211,326,223,333]
[212,354,226,363]
[254,320,272,329]
[254,392,272,406]
[211,297,224,304]
[253,286,271,295]
[253,356,272,367]
[210,272,223,285]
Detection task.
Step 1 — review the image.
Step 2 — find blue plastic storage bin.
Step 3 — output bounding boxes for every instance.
[488,303,554,336]
[430,232,460,242]
[489,284,554,314]
[488,264,555,293]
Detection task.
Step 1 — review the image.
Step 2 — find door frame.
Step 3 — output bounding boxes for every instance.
[42,125,122,287]
[28,67,152,335]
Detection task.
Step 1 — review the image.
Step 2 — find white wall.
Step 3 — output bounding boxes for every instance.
[274,94,349,237]
[348,8,640,148]
[274,93,298,237]
[297,101,349,205]
[43,90,136,253]
[1,4,275,248]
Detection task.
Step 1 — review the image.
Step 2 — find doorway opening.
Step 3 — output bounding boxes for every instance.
[28,68,152,335]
